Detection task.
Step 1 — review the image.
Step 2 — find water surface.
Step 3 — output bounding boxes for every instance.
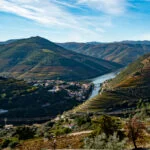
[89,71,120,99]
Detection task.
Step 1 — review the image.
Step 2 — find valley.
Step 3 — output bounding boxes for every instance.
[88,70,120,99]
[0,36,121,81]
[0,37,150,150]
[72,53,150,115]
[1,0,150,149]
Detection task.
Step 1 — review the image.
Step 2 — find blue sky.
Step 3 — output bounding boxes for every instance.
[1,0,150,42]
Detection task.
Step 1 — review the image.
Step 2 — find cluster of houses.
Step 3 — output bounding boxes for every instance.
[29,79,93,101]
[66,83,93,101]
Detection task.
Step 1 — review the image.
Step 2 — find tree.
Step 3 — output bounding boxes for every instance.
[92,115,123,138]
[14,126,36,140]
[125,116,146,149]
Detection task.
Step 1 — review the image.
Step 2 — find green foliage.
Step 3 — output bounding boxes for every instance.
[52,127,71,136]
[92,115,124,139]
[84,132,127,150]
[14,126,36,140]
[9,140,19,148]
[0,139,10,148]
[45,121,55,128]
[1,93,6,98]
[75,115,91,126]
[0,77,82,120]
[0,138,19,149]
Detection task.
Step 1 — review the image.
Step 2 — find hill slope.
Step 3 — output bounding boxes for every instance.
[0,37,121,81]
[58,42,150,65]
[73,53,150,114]
[0,77,84,123]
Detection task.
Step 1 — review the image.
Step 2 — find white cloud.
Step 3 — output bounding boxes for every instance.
[77,0,128,15]
[50,0,82,9]
[0,0,110,41]
[0,0,129,41]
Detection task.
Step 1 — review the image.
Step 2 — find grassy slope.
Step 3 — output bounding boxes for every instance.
[59,42,150,65]
[73,54,150,113]
[0,37,121,81]
[17,134,89,149]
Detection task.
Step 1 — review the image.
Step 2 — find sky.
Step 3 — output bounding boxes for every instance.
[1,0,150,42]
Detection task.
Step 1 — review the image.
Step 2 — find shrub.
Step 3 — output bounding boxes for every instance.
[92,115,123,139]
[1,139,10,148]
[84,132,126,150]
[75,115,91,126]
[9,141,19,148]
[14,126,36,140]
[45,121,54,128]
[52,127,71,136]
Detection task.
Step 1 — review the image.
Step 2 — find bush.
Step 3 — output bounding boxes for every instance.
[133,72,141,76]
[9,141,19,148]
[53,127,71,136]
[44,132,52,139]
[1,139,10,148]
[84,133,127,150]
[14,126,36,140]
[92,115,123,138]
[45,121,54,128]
[75,115,91,126]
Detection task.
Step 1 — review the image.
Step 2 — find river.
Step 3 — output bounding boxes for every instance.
[0,109,8,114]
[89,70,120,99]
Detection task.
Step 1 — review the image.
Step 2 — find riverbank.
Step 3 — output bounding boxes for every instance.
[88,70,120,99]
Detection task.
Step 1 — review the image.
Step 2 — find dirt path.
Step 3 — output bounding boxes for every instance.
[67,130,92,136]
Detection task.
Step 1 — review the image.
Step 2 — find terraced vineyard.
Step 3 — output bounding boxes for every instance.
[73,53,150,114]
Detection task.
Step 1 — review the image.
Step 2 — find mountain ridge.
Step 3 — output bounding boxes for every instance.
[0,36,121,81]
[58,42,150,65]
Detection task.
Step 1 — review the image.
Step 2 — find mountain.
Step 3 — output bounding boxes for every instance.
[86,42,102,45]
[119,40,150,45]
[0,36,121,81]
[73,53,150,114]
[0,39,18,45]
[58,42,150,65]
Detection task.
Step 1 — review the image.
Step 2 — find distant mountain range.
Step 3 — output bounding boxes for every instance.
[2,38,150,66]
[73,53,150,114]
[0,37,121,81]
[58,41,150,65]
[0,39,18,45]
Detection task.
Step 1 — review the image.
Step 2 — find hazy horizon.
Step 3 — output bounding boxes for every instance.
[2,36,150,44]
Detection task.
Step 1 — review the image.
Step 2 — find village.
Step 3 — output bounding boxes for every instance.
[28,79,94,102]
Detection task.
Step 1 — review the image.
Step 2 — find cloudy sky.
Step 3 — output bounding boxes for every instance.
[0,0,150,42]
